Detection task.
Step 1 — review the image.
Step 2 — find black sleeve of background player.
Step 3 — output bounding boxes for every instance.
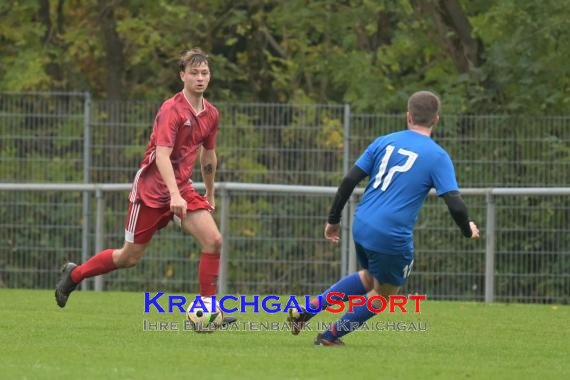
[328,165,368,224]
[442,191,472,238]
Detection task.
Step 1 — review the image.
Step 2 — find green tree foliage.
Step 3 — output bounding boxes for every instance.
[1,0,569,112]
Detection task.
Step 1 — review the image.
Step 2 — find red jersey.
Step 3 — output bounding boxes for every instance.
[129,92,219,208]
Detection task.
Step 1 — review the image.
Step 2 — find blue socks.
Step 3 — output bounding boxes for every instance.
[322,297,376,341]
[308,272,376,341]
[309,272,367,314]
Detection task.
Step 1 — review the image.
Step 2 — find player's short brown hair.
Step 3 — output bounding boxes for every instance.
[407,91,441,127]
[179,48,209,71]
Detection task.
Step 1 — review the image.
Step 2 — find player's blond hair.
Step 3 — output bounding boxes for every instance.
[179,48,209,71]
[407,91,441,127]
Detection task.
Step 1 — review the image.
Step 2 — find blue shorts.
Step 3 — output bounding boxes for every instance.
[354,243,414,286]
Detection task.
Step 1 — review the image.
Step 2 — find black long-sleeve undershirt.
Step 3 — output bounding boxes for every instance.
[327,166,368,224]
[327,166,473,238]
[442,191,472,237]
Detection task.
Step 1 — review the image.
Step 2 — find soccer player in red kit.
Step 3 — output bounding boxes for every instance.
[55,49,234,322]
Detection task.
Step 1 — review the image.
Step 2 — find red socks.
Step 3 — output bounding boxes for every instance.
[70,249,219,295]
[198,252,220,296]
[71,249,117,284]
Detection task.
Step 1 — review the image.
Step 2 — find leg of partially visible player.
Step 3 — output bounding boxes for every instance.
[288,244,374,335]
[315,279,401,347]
[316,250,411,346]
[311,270,374,311]
[308,245,376,313]
[288,270,373,335]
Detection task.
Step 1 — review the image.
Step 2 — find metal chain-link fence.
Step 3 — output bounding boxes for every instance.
[1,92,569,303]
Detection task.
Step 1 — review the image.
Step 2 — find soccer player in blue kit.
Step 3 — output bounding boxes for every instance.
[288,91,480,346]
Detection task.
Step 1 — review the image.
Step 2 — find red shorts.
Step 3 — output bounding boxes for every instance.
[124,190,213,244]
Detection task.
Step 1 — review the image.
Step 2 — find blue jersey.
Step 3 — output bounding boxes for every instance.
[353,130,458,256]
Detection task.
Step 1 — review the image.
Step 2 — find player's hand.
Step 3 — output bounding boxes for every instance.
[170,192,187,219]
[469,221,480,239]
[206,193,215,210]
[324,223,341,244]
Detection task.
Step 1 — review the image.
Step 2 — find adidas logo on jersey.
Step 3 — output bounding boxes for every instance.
[184,118,192,127]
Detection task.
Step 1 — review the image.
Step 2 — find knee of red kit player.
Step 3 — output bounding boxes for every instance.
[200,233,222,253]
[208,233,222,253]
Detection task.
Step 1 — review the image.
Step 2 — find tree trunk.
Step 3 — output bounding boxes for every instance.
[97,0,126,101]
[96,1,127,179]
[414,0,484,73]
[38,0,64,87]
[439,0,483,69]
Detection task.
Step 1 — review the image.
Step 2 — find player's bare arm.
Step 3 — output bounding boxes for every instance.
[156,145,187,218]
[201,148,217,208]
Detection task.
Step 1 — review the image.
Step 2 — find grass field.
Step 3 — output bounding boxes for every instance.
[1,289,568,379]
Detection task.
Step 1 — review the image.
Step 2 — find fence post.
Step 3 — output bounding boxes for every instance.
[81,92,92,290]
[94,187,105,291]
[218,188,230,295]
[485,192,496,303]
[341,104,351,276]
